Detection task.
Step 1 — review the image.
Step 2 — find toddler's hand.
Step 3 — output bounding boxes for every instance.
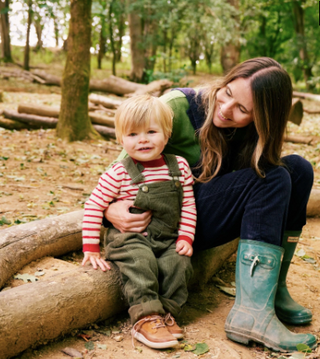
[82,251,111,271]
[176,240,193,257]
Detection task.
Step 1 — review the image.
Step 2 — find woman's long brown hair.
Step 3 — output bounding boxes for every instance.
[197,57,293,183]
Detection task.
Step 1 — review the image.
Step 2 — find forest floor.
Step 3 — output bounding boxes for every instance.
[1,72,320,359]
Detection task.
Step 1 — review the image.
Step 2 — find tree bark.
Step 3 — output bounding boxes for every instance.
[292,0,314,91]
[0,210,84,289]
[128,7,145,83]
[56,0,100,142]
[0,265,127,359]
[89,112,115,127]
[0,212,238,358]
[23,0,32,71]
[220,0,240,74]
[0,0,13,62]
[97,0,107,70]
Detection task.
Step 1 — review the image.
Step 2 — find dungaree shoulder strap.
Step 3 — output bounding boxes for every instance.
[121,157,145,184]
[162,154,181,178]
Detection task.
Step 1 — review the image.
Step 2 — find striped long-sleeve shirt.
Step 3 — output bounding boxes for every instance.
[82,155,197,253]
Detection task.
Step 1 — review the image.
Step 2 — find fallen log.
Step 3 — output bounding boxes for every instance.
[0,210,239,358]
[0,117,32,130]
[89,75,146,95]
[3,109,58,128]
[284,134,313,145]
[307,189,320,217]
[0,210,84,289]
[31,69,62,86]
[18,103,60,118]
[293,91,320,103]
[88,93,123,109]
[89,112,115,127]
[130,79,174,96]
[93,124,116,138]
[0,265,127,359]
[304,108,320,114]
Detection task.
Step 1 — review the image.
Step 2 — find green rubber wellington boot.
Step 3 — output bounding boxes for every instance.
[275,231,312,324]
[225,240,317,352]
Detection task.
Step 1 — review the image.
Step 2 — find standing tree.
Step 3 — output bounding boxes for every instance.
[128,0,159,83]
[23,0,32,70]
[220,0,240,74]
[292,0,314,91]
[0,0,13,62]
[108,0,126,75]
[57,0,100,141]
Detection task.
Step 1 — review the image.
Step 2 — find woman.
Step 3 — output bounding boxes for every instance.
[104,57,317,351]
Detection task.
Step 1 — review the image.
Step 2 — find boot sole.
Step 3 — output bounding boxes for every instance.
[171,333,184,339]
[132,331,178,349]
[276,311,312,325]
[225,329,317,352]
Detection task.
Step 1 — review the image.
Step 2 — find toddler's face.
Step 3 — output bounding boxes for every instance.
[121,118,167,162]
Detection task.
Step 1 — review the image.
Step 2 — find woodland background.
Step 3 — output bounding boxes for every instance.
[1,1,320,359]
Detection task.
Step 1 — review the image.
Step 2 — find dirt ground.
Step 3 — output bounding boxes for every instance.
[1,78,320,359]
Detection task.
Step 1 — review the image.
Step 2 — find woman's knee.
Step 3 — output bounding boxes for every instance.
[283,154,314,189]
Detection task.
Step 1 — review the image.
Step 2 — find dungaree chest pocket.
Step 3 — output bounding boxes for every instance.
[134,180,182,230]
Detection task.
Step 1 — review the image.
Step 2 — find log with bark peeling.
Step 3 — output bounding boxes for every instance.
[2,110,116,138]
[0,209,238,358]
[3,109,58,128]
[88,93,123,109]
[293,91,320,103]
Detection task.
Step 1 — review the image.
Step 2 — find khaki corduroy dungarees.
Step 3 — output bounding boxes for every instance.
[105,154,194,324]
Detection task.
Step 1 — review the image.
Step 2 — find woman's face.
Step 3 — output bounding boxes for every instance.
[213,77,254,128]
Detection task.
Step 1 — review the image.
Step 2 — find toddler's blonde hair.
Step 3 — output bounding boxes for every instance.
[115,94,173,143]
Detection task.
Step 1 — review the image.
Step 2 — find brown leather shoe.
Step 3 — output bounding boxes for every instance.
[164,313,184,339]
[132,314,178,349]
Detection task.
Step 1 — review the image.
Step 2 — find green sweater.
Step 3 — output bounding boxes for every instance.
[110,90,201,168]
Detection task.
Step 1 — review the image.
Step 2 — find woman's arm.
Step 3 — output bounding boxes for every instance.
[104,200,152,233]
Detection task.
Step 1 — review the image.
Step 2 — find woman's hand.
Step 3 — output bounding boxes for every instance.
[82,252,111,271]
[105,200,152,233]
[176,240,193,257]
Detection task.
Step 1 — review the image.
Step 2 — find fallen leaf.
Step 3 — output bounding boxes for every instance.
[61,347,83,358]
[192,343,209,356]
[113,335,123,342]
[14,273,38,283]
[184,344,196,352]
[84,341,94,350]
[296,343,312,353]
[216,285,236,296]
[97,344,107,350]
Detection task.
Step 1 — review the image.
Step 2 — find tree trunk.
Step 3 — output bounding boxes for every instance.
[33,15,43,51]
[292,0,314,91]
[23,0,32,71]
[128,8,145,83]
[220,0,240,74]
[97,0,107,70]
[56,0,100,142]
[0,0,12,62]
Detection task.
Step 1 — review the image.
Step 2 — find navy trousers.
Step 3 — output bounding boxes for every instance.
[192,155,313,251]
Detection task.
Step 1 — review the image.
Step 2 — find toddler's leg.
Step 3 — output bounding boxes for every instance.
[157,243,193,338]
[106,231,178,349]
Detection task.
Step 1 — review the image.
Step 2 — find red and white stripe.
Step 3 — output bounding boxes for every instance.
[82,155,197,253]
